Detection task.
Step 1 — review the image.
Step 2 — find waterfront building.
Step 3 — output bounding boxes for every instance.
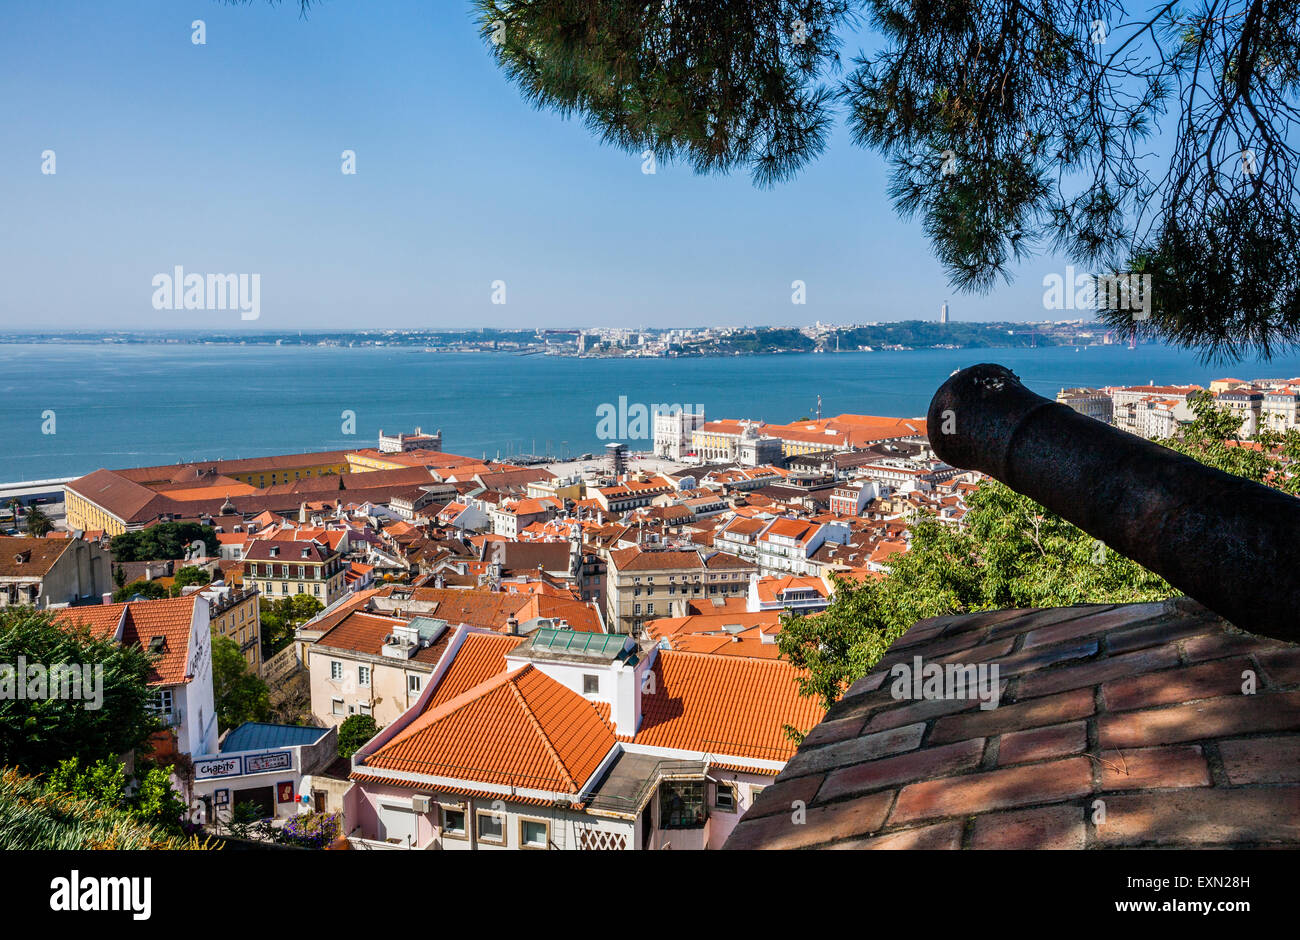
[1056,387,1114,424]
[1263,385,1300,432]
[652,408,706,461]
[378,427,442,454]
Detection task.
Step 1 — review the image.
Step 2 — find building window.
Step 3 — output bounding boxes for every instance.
[659,780,706,829]
[582,674,599,695]
[358,666,371,687]
[714,782,738,813]
[331,698,344,716]
[150,688,173,718]
[519,817,549,850]
[409,674,422,694]
[441,806,467,839]
[476,809,506,845]
[330,661,343,681]
[359,703,371,716]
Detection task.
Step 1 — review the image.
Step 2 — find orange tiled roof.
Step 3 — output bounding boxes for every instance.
[315,611,451,664]
[634,650,825,762]
[646,611,782,642]
[667,631,783,659]
[119,596,201,686]
[755,575,829,605]
[362,664,618,793]
[53,602,129,641]
[428,632,527,707]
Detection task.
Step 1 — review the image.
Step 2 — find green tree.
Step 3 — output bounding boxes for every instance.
[110,522,219,563]
[131,761,188,833]
[259,595,323,659]
[212,636,271,732]
[779,488,1173,711]
[46,756,128,808]
[113,579,169,602]
[170,565,212,596]
[337,714,379,759]
[24,506,52,537]
[0,609,160,773]
[43,756,186,835]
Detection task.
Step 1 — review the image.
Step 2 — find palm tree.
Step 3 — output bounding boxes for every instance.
[24,506,52,538]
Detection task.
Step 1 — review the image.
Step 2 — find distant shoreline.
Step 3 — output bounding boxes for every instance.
[0,321,1113,357]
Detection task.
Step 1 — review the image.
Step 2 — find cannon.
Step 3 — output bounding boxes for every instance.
[927,363,1299,641]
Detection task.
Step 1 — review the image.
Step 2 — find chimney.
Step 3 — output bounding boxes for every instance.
[928,364,1300,642]
[507,615,519,635]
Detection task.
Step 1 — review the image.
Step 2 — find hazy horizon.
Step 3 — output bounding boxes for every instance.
[1,1,1085,332]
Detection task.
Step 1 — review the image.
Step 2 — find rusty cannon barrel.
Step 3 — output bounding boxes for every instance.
[927,363,1299,641]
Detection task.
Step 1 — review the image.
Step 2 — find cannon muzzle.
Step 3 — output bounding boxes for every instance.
[927,363,1298,641]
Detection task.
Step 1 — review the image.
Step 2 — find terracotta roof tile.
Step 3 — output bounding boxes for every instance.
[725,599,1300,849]
[635,651,825,762]
[362,664,618,793]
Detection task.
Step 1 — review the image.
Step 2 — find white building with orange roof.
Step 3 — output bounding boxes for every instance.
[748,574,831,613]
[488,496,561,538]
[344,626,824,849]
[754,517,851,576]
[55,595,218,760]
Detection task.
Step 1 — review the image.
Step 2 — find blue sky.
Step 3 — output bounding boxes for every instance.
[0,0,1072,330]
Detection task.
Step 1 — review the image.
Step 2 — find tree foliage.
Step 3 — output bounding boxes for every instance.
[24,506,52,537]
[260,595,324,659]
[337,714,380,759]
[0,608,160,773]
[113,579,169,603]
[170,565,213,596]
[0,767,209,850]
[45,756,187,834]
[475,0,854,188]
[110,522,219,563]
[212,636,271,733]
[465,0,1300,360]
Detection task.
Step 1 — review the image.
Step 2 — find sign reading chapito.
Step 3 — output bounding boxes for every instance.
[194,756,242,780]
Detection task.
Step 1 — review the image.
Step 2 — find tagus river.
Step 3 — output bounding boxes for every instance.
[3,342,1300,482]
